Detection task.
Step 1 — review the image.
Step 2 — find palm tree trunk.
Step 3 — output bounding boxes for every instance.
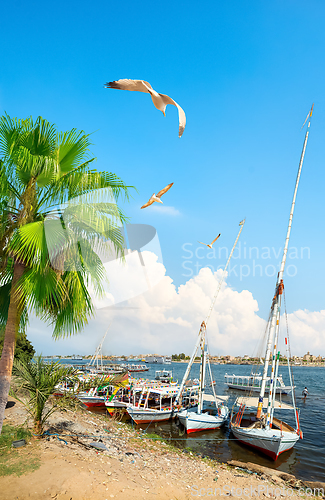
[0,262,25,433]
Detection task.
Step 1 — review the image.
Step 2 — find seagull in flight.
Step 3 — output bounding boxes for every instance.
[105,79,186,138]
[198,234,221,249]
[141,183,174,209]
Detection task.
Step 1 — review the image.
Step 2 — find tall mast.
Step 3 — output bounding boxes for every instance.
[256,104,313,420]
[88,326,111,369]
[197,336,207,415]
[175,219,245,405]
[205,219,246,327]
[278,104,314,282]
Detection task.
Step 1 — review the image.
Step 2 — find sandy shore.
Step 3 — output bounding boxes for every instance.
[1,398,323,500]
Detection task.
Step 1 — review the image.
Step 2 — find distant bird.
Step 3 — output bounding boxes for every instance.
[141,183,174,209]
[198,234,221,249]
[239,219,246,226]
[105,79,186,137]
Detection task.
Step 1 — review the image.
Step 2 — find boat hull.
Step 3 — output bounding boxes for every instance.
[78,397,106,408]
[230,414,300,460]
[127,406,175,424]
[105,400,129,415]
[178,407,229,434]
[225,383,291,395]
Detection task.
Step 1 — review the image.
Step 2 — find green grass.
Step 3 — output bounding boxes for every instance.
[142,432,164,441]
[0,424,31,452]
[0,424,40,477]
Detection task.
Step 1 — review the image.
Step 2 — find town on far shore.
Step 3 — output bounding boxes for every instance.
[43,351,324,366]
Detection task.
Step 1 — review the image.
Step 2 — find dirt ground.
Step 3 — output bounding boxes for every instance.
[0,398,318,500]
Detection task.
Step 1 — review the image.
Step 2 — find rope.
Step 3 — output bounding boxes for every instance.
[283,288,292,359]
[38,428,289,443]
[42,431,68,444]
[283,287,298,424]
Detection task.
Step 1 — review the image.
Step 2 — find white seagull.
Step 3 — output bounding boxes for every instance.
[141,183,174,209]
[198,234,221,249]
[105,79,186,138]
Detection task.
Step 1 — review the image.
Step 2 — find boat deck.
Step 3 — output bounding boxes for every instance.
[232,413,295,432]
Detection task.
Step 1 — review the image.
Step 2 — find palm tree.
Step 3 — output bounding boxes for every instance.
[0,114,131,433]
[12,355,78,434]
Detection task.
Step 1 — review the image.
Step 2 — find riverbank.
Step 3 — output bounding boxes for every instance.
[2,398,324,499]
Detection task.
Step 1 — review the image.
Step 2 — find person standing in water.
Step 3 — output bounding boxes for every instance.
[302,387,309,400]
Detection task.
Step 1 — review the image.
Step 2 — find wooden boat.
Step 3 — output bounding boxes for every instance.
[230,105,314,460]
[127,406,174,424]
[176,321,230,434]
[126,386,179,424]
[178,394,229,433]
[77,386,108,408]
[78,386,108,408]
[230,412,299,460]
[78,396,106,408]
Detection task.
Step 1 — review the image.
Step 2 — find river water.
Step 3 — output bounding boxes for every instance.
[59,359,324,482]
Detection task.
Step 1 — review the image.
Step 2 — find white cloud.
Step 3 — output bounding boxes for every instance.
[26,252,325,357]
[89,250,165,308]
[149,205,181,216]
[285,310,325,356]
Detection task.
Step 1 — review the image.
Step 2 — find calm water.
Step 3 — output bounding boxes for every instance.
[60,359,325,482]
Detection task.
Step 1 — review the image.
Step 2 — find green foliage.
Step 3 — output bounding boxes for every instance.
[0,332,35,362]
[172,353,189,361]
[0,113,132,338]
[12,355,78,434]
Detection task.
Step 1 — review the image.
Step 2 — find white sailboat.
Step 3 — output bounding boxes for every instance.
[230,105,313,460]
[177,324,229,433]
[176,220,246,433]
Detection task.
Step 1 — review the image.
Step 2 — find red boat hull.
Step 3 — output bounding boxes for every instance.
[232,434,287,461]
[83,401,106,408]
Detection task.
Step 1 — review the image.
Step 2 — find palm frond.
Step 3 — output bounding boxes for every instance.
[9,221,49,268]
[57,129,91,174]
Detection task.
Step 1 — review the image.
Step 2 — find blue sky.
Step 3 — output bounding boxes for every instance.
[1,0,325,354]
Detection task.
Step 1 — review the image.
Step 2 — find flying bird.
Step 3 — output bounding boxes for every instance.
[105,79,186,138]
[141,183,174,209]
[198,234,221,249]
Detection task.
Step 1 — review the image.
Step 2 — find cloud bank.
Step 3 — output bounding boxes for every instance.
[27,252,325,357]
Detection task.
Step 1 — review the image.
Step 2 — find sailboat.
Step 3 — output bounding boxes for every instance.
[230,105,313,460]
[176,220,246,433]
[177,321,229,433]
